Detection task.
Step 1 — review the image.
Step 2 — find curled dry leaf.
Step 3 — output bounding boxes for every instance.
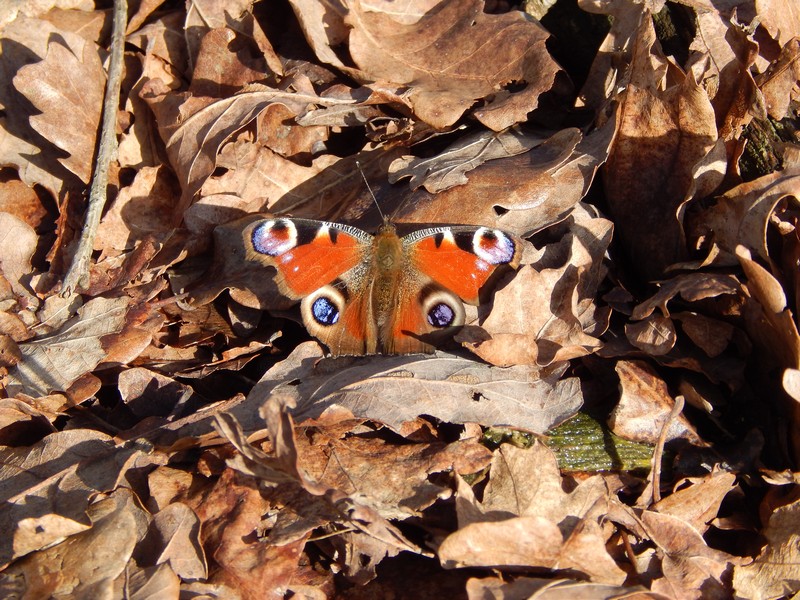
[0,212,38,306]
[0,429,158,568]
[388,127,548,193]
[689,167,800,267]
[609,360,703,445]
[345,0,561,129]
[395,122,615,237]
[460,205,611,366]
[439,443,626,584]
[0,488,149,599]
[603,11,717,278]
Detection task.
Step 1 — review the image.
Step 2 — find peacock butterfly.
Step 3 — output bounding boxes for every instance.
[244,217,522,355]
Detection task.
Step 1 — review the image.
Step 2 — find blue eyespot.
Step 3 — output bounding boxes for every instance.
[312,297,339,326]
[427,303,455,327]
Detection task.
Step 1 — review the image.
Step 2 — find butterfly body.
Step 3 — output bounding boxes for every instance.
[247,217,521,355]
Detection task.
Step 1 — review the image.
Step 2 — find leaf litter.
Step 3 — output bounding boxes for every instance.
[0,0,798,597]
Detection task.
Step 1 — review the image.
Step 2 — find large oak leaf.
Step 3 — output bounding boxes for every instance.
[346,0,561,129]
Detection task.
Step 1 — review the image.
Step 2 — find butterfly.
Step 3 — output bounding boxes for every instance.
[245,217,522,355]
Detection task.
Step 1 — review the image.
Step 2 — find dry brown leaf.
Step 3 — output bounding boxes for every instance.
[758,37,800,120]
[603,10,717,278]
[625,314,677,356]
[244,342,584,434]
[345,0,561,129]
[94,165,181,259]
[388,128,548,193]
[120,562,181,600]
[733,495,800,598]
[141,81,354,210]
[0,431,155,568]
[440,443,626,584]
[142,502,207,581]
[641,510,734,599]
[690,168,800,267]
[630,273,743,320]
[465,576,664,599]
[610,360,703,445]
[0,212,38,306]
[460,205,611,366]
[5,296,132,397]
[13,37,104,183]
[653,471,737,533]
[0,488,149,599]
[395,123,614,237]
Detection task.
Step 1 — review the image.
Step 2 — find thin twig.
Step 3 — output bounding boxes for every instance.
[61,0,128,296]
[639,394,685,507]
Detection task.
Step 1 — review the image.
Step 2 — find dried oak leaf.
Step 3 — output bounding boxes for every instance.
[242,342,584,435]
[13,37,105,184]
[388,128,549,194]
[603,10,717,278]
[4,296,132,397]
[0,429,157,569]
[733,494,800,598]
[641,511,734,599]
[689,167,800,267]
[0,488,149,599]
[653,471,737,534]
[465,577,659,599]
[0,16,89,196]
[393,120,615,237]
[139,502,207,581]
[609,360,703,445]
[141,79,354,211]
[459,205,611,366]
[758,37,800,120]
[345,0,561,130]
[0,212,38,306]
[438,442,626,584]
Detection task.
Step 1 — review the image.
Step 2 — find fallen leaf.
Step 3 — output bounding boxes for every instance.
[610,360,703,445]
[345,0,560,129]
[13,37,105,183]
[5,296,132,397]
[244,342,584,434]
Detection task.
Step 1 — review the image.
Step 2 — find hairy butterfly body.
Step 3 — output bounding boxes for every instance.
[247,217,522,355]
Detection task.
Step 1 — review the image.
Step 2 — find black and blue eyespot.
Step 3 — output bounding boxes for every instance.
[311,296,339,326]
[427,302,456,328]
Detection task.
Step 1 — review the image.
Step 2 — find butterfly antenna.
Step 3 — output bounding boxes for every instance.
[356,160,387,223]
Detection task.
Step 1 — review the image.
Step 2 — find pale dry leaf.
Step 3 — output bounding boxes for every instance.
[0,488,149,599]
[465,576,662,599]
[388,128,548,193]
[5,296,132,397]
[13,38,105,183]
[244,342,584,434]
[142,81,354,210]
[609,360,703,445]
[625,314,677,356]
[0,212,38,305]
[0,429,156,568]
[630,273,743,320]
[692,168,800,267]
[641,510,734,599]
[394,120,614,238]
[603,11,717,277]
[120,562,181,600]
[758,37,800,120]
[0,15,96,196]
[346,0,560,129]
[94,165,181,259]
[461,207,612,366]
[145,503,207,580]
[653,471,736,533]
[755,0,800,47]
